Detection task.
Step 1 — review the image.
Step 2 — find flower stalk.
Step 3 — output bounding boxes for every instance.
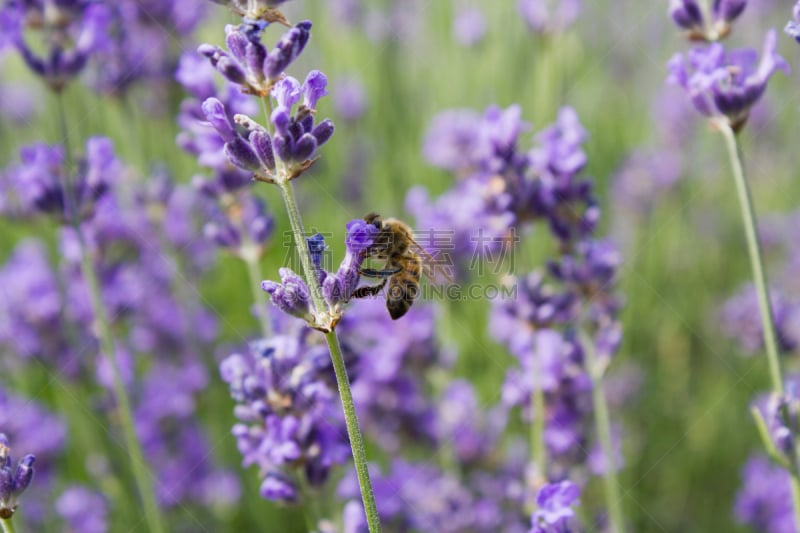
[56,97,167,533]
[582,331,625,533]
[262,94,381,530]
[0,519,15,533]
[717,121,783,393]
[718,120,800,530]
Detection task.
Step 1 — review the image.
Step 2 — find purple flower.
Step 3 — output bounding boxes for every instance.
[668,30,790,130]
[203,195,275,257]
[453,8,486,47]
[333,76,368,122]
[3,137,121,221]
[530,481,580,532]
[219,328,351,502]
[85,0,208,99]
[735,455,795,533]
[720,284,799,354]
[198,20,311,96]
[55,486,108,533]
[0,434,35,519]
[1,1,112,91]
[323,219,378,309]
[518,0,582,35]
[201,71,334,180]
[262,268,314,321]
[670,0,747,41]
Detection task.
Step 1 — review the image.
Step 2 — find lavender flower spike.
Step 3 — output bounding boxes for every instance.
[198,21,311,96]
[322,219,377,311]
[262,267,314,322]
[530,480,581,533]
[668,29,789,131]
[0,434,35,519]
[669,0,747,41]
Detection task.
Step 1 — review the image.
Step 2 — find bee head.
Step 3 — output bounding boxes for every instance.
[363,212,383,230]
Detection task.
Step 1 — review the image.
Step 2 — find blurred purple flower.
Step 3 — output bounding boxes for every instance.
[530,480,580,532]
[453,8,486,47]
[720,283,800,354]
[219,327,351,502]
[55,486,108,533]
[735,455,795,533]
[670,0,747,41]
[518,0,582,35]
[333,76,368,122]
[1,0,112,91]
[2,137,121,221]
[668,30,789,130]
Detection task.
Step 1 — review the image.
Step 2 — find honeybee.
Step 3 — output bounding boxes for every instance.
[353,213,449,320]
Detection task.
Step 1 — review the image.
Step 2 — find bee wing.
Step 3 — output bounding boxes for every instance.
[408,237,454,284]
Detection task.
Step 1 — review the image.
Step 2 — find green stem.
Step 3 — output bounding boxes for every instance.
[582,331,626,533]
[243,253,272,338]
[717,123,784,394]
[324,331,380,533]
[77,243,167,533]
[274,177,381,532]
[1,518,16,533]
[530,353,547,483]
[263,93,380,531]
[55,94,167,533]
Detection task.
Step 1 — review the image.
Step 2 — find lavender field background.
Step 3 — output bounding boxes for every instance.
[1,1,800,532]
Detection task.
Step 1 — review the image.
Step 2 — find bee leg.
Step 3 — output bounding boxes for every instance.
[351,279,387,299]
[359,267,401,279]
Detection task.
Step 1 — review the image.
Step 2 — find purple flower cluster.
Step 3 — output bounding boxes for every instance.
[415,102,624,506]
[668,29,789,130]
[199,20,311,97]
[721,284,800,355]
[530,481,581,533]
[203,71,335,182]
[86,0,208,101]
[219,323,351,502]
[262,219,377,328]
[339,459,528,533]
[0,0,111,91]
[0,137,121,222]
[55,486,108,533]
[0,434,35,519]
[411,106,598,276]
[670,0,747,41]
[735,455,795,533]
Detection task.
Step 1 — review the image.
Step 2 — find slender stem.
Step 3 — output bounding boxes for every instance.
[718,122,800,531]
[77,242,167,533]
[582,332,625,533]
[55,95,167,533]
[263,92,380,530]
[324,331,380,533]
[274,177,381,532]
[1,518,16,533]
[717,123,784,394]
[275,179,329,316]
[530,352,547,482]
[243,253,272,338]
